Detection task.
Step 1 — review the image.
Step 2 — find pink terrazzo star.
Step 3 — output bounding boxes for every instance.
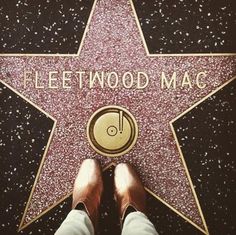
[0,0,236,234]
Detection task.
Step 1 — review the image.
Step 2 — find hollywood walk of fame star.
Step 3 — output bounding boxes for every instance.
[0,0,236,234]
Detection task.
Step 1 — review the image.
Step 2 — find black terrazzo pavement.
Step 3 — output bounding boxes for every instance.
[133,0,236,54]
[0,82,54,234]
[1,80,235,234]
[1,82,201,235]
[0,0,235,234]
[0,0,236,54]
[173,79,236,235]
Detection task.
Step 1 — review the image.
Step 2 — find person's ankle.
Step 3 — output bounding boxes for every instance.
[75,202,86,212]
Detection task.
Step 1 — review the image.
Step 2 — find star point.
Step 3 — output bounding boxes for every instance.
[0,0,235,233]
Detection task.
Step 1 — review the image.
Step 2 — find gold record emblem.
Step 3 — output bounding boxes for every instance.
[87,106,138,157]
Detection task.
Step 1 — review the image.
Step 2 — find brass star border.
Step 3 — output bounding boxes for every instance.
[2,74,235,235]
[0,0,235,234]
[1,0,236,57]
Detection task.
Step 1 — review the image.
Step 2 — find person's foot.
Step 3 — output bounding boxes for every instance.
[114,163,146,225]
[72,159,103,228]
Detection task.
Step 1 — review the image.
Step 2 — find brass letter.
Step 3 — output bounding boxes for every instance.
[35,71,44,89]
[122,72,133,89]
[181,72,192,88]
[89,72,104,88]
[196,71,207,89]
[107,72,119,88]
[161,72,176,89]
[137,72,149,89]
[63,71,72,89]
[23,71,32,88]
[49,71,58,89]
[75,71,85,88]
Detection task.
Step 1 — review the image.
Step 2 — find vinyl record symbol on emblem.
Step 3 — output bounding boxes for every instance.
[87,106,138,157]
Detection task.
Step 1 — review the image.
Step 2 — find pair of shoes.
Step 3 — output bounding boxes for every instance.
[72,159,146,228]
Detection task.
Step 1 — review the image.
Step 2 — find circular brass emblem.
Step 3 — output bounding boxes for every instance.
[87,106,138,157]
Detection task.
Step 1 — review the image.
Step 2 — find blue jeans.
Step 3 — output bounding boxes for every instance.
[55,209,159,235]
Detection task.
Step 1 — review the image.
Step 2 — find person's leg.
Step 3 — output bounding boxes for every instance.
[114,163,158,235]
[55,159,103,235]
[55,209,94,235]
[122,211,158,235]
